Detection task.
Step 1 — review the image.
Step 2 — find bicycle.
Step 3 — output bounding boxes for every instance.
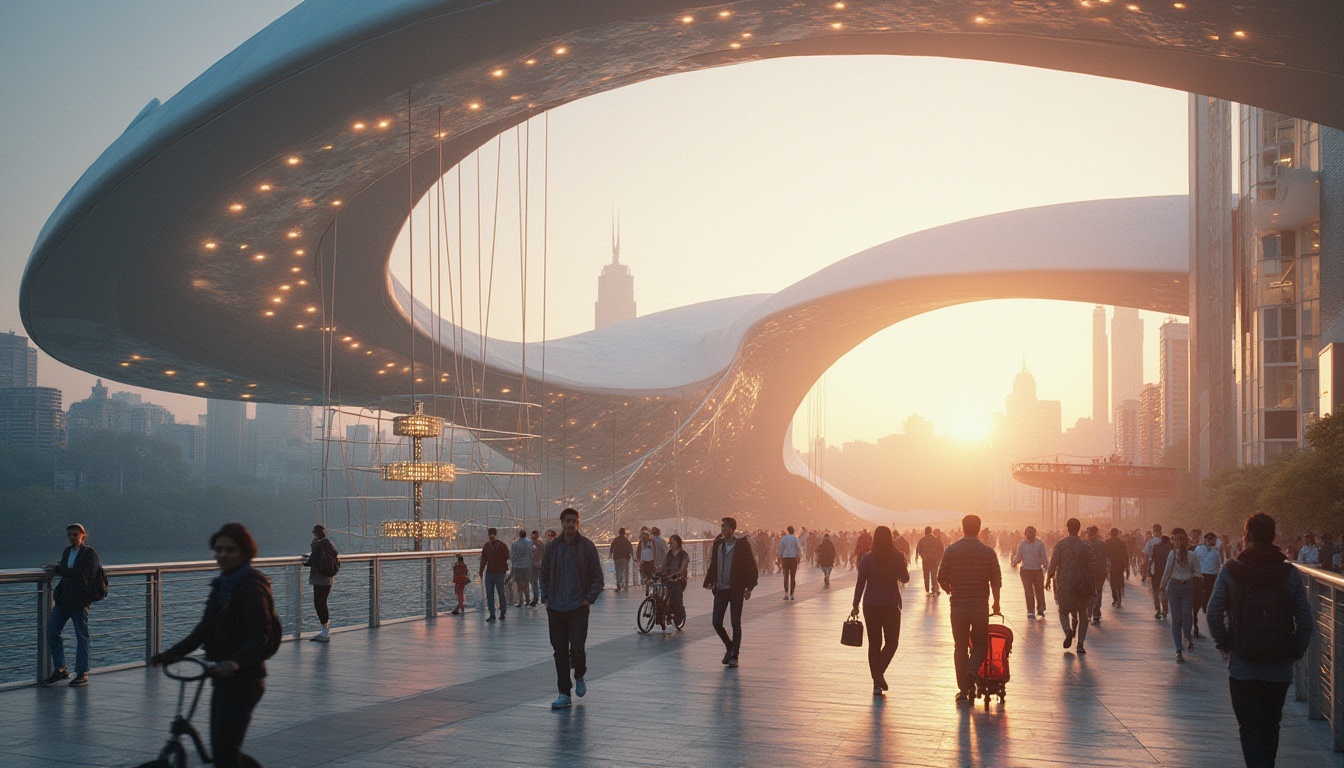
[132,657,213,768]
[636,573,686,634]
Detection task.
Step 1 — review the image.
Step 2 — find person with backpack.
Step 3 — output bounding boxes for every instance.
[1207,513,1312,768]
[1046,518,1097,654]
[1149,532,1174,619]
[152,522,281,768]
[41,523,105,687]
[304,524,339,643]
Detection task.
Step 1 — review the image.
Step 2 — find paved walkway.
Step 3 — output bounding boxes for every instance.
[3,558,1337,768]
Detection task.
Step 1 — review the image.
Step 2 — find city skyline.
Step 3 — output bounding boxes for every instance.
[4,1,1186,450]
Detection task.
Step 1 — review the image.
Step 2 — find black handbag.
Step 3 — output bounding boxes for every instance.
[841,613,864,647]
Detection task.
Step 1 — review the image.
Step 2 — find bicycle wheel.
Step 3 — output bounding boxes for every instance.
[673,609,686,630]
[636,596,657,634]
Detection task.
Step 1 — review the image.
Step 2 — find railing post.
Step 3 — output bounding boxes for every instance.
[37,578,52,685]
[1308,579,1326,720]
[290,563,303,640]
[1334,582,1343,751]
[369,556,381,628]
[145,571,162,662]
[426,556,438,619]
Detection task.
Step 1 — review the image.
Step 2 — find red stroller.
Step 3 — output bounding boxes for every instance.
[972,614,1013,707]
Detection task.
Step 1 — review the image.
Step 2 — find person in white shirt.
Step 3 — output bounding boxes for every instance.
[776,526,802,600]
[1297,534,1321,566]
[1011,527,1049,619]
[1193,531,1224,639]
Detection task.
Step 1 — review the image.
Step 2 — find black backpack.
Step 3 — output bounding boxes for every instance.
[310,541,340,577]
[91,565,110,602]
[1227,559,1297,663]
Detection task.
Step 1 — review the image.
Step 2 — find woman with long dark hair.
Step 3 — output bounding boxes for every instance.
[661,534,690,625]
[1161,527,1200,660]
[852,525,910,695]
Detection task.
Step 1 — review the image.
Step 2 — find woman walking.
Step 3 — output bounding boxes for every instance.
[661,534,690,625]
[152,523,279,768]
[1161,527,1200,661]
[852,526,910,696]
[451,555,469,615]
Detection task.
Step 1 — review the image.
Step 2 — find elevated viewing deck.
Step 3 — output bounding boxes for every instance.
[2,557,1338,768]
[1012,461,1187,498]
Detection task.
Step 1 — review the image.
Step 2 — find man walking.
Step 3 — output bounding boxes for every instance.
[817,533,837,588]
[1207,513,1312,768]
[916,526,945,595]
[704,517,758,668]
[1046,518,1098,653]
[539,508,604,709]
[609,527,633,592]
[777,525,802,600]
[937,515,1001,704]
[304,524,339,642]
[1104,527,1130,608]
[1145,524,1171,618]
[478,528,510,621]
[510,529,534,607]
[1011,527,1048,619]
[529,530,544,606]
[42,524,102,687]
[1085,525,1109,624]
[1194,530,1224,638]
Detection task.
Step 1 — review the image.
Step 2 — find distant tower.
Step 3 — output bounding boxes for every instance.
[594,217,635,329]
[0,331,38,388]
[1111,307,1144,408]
[1092,306,1109,424]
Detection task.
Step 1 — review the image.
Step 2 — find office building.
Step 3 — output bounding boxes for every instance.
[0,332,37,388]
[1111,307,1144,408]
[205,399,248,482]
[594,223,636,329]
[1159,320,1190,452]
[1093,305,1109,425]
[0,387,63,450]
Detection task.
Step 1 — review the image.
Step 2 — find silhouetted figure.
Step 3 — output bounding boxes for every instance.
[937,514,1001,704]
[852,526,910,696]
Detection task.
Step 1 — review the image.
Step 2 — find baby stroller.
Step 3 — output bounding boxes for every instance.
[972,613,1013,707]
[133,657,212,767]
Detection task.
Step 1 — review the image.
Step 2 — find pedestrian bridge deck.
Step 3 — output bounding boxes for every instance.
[2,560,1337,768]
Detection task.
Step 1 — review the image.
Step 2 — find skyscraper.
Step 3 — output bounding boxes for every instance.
[1093,305,1109,424]
[1111,307,1144,408]
[0,387,63,449]
[1138,384,1164,465]
[205,399,248,482]
[594,220,635,329]
[0,331,38,388]
[1159,320,1190,453]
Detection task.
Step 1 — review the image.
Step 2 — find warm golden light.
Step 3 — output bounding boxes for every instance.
[286,156,300,165]
[297,279,307,286]
[974,15,987,23]
[1172,2,1185,6]
[332,200,342,207]
[729,42,741,49]
[164,370,176,376]
[719,10,732,17]
[742,32,752,38]
[682,15,694,23]
[306,306,317,313]
[831,22,843,29]
[492,68,505,77]
[378,119,390,128]
[259,184,272,191]
[294,324,305,330]
[196,381,207,388]
[342,336,353,342]
[239,244,248,250]
[1126,3,1139,9]
[254,254,266,261]
[204,242,218,250]
[294,249,305,256]
[382,462,457,483]
[291,266,302,273]
[468,102,481,110]
[554,46,567,55]
[379,519,457,539]
[279,285,291,291]
[353,122,366,130]
[228,203,244,212]
[120,362,130,367]
[525,58,536,65]
[271,297,283,303]
[1234,30,1246,38]
[287,231,300,239]
[263,310,275,317]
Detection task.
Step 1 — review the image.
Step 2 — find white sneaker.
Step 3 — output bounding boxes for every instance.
[575,678,586,697]
[551,693,572,709]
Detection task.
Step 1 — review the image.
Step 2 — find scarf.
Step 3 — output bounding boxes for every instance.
[211,563,255,609]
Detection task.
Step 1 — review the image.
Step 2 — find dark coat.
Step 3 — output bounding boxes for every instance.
[703,534,759,593]
[167,568,278,679]
[53,545,101,609]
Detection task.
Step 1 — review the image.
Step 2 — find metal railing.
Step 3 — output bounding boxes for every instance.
[1293,563,1344,752]
[0,538,711,690]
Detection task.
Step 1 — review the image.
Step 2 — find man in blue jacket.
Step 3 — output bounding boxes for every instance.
[539,507,604,709]
[1207,513,1312,768]
[42,523,102,687]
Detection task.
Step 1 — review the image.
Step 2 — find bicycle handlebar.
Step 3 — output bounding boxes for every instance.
[163,656,214,682]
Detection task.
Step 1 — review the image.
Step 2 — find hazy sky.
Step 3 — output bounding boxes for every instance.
[2,1,1187,448]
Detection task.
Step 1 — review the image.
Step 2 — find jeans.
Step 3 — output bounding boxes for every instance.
[923,559,941,593]
[312,584,332,625]
[530,567,540,602]
[47,602,90,674]
[1059,606,1089,647]
[863,603,901,681]
[1229,677,1290,767]
[1091,580,1105,620]
[949,605,988,693]
[1151,576,1169,614]
[1167,579,1194,650]
[512,567,531,604]
[781,557,799,595]
[822,566,833,584]
[667,579,686,622]
[211,677,264,768]
[1019,569,1045,615]
[711,589,746,657]
[547,605,590,694]
[483,572,507,616]
[1109,568,1126,603]
[614,558,630,590]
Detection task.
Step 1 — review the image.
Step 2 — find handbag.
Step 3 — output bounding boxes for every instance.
[841,612,864,647]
